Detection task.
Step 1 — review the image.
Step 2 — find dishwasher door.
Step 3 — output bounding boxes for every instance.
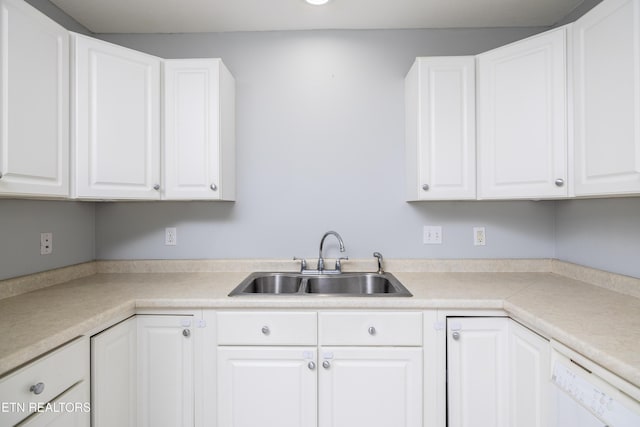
[550,343,640,427]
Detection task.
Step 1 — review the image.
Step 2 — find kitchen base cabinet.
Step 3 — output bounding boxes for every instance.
[91,316,137,427]
[90,314,197,427]
[509,320,550,427]
[318,347,422,427]
[446,316,550,427]
[0,337,89,427]
[137,315,195,427]
[216,311,423,427]
[447,317,509,427]
[217,347,318,427]
[19,381,90,427]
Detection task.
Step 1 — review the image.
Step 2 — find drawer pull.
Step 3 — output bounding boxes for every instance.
[261,326,270,335]
[30,382,45,395]
[368,326,376,335]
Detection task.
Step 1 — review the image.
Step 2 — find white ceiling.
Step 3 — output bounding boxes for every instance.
[49,0,585,33]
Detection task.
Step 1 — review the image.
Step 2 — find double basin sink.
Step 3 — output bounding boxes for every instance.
[229,272,412,297]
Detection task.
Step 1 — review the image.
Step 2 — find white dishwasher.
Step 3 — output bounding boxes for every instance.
[551,341,640,427]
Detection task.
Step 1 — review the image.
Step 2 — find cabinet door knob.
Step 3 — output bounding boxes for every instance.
[322,360,331,369]
[555,179,565,187]
[182,329,191,337]
[368,326,376,335]
[261,326,270,335]
[30,382,45,395]
[422,184,429,191]
[308,361,316,370]
[0,172,3,179]
[452,331,460,340]
[210,183,217,191]
[153,184,160,191]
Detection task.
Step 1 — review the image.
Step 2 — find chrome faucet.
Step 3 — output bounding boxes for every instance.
[318,231,346,273]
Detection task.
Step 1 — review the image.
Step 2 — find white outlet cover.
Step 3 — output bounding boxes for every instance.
[40,232,53,255]
[165,227,177,246]
[473,227,486,246]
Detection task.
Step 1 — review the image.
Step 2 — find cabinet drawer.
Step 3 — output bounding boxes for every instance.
[319,312,422,346]
[217,311,317,345]
[0,337,89,426]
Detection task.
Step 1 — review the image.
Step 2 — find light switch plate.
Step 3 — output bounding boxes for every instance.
[423,226,442,244]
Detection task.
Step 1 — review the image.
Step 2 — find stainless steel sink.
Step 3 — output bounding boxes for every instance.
[228,272,412,297]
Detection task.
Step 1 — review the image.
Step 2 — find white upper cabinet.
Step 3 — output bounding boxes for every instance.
[405,57,476,200]
[71,33,161,200]
[0,0,69,198]
[573,0,640,196]
[477,27,569,199]
[163,59,235,200]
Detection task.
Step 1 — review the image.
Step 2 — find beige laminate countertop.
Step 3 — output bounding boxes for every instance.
[1,260,639,393]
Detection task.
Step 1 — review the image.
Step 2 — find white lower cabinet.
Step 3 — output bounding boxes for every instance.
[90,314,197,427]
[446,317,549,427]
[216,311,423,427]
[509,320,550,427]
[91,317,137,427]
[137,315,194,427]
[318,347,422,427]
[0,337,89,427]
[18,381,90,427]
[217,347,318,427]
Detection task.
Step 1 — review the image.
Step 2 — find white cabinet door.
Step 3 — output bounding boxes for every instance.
[509,321,550,427]
[163,59,236,200]
[447,317,509,427]
[477,27,568,199]
[217,347,318,427]
[72,33,161,199]
[137,315,194,427]
[91,317,137,427]
[318,347,422,427]
[573,0,640,196]
[405,57,476,200]
[0,0,69,198]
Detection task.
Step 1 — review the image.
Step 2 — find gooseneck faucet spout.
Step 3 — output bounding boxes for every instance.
[318,231,345,272]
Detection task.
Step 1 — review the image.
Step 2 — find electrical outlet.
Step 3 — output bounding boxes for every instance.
[40,232,53,255]
[473,227,486,246]
[165,227,177,246]
[423,226,442,244]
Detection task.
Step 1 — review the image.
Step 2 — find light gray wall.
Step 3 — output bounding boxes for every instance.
[94,29,557,262]
[0,200,95,280]
[556,198,640,279]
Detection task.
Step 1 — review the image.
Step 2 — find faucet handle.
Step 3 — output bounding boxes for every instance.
[293,257,307,272]
[335,257,349,272]
[373,252,384,274]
